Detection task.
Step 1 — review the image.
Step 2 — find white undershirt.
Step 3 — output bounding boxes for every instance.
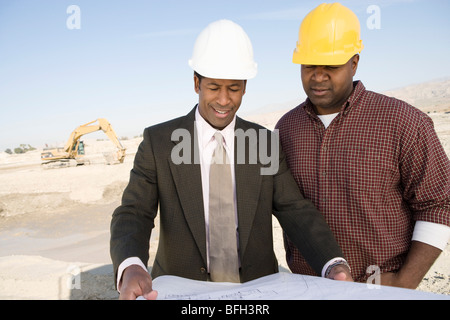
[317,112,339,129]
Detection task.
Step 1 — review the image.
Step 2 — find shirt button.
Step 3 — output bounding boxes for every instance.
[200,267,207,274]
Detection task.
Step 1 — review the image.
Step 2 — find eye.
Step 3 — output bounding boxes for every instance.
[302,65,316,72]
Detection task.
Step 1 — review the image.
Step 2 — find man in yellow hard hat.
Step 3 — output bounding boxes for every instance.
[276,3,450,289]
[111,19,352,300]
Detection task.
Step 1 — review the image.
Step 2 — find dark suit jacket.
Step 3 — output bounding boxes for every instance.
[110,106,343,283]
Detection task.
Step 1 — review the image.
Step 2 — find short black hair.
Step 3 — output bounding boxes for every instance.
[194,71,204,83]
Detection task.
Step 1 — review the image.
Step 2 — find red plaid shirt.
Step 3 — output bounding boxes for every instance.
[276,81,450,282]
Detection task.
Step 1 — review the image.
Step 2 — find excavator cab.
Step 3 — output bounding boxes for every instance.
[74,141,85,156]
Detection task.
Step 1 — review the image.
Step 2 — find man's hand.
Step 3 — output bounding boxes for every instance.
[119,265,158,300]
[326,264,353,282]
[379,241,442,290]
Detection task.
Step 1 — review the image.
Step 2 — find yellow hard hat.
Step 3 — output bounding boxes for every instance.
[293,3,364,65]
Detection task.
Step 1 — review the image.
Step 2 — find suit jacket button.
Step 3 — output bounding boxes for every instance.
[200,267,207,274]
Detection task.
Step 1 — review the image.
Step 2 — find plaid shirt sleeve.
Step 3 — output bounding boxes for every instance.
[399,111,450,225]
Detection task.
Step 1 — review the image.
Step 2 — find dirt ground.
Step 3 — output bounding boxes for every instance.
[0,112,449,299]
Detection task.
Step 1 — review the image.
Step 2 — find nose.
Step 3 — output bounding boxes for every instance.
[311,67,328,82]
[216,88,232,107]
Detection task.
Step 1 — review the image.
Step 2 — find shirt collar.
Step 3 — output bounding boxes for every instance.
[195,106,236,149]
[346,81,366,112]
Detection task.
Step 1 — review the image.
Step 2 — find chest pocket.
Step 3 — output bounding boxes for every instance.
[332,146,399,193]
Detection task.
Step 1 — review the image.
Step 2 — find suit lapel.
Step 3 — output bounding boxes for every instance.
[168,107,207,264]
[234,117,263,259]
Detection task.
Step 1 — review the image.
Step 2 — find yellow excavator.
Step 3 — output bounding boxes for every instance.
[41,118,126,168]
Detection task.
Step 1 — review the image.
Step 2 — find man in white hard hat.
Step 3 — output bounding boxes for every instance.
[110,19,351,300]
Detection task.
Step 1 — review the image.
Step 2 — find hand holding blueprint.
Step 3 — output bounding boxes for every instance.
[149,272,449,300]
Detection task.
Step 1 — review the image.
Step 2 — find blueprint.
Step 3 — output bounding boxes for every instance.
[150,272,449,300]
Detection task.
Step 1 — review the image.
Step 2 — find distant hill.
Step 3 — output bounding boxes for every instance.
[383,78,450,113]
[244,78,450,128]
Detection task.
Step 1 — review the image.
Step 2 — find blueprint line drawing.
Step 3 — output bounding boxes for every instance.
[150,272,449,300]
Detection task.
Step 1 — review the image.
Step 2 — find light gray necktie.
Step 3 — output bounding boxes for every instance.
[208,132,240,283]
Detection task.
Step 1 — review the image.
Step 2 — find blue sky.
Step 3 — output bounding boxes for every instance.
[1,0,449,151]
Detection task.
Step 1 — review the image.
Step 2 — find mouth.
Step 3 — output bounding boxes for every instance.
[212,106,232,117]
[214,108,228,114]
[311,88,330,96]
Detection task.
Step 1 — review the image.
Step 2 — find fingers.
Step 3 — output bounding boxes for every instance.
[327,265,353,282]
[143,290,159,300]
[332,272,348,281]
[119,265,155,300]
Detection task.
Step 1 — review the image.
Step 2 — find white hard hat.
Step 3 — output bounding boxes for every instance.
[189,19,257,80]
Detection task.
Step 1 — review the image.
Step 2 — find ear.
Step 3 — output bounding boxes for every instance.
[351,54,360,76]
[194,75,200,94]
[242,80,247,96]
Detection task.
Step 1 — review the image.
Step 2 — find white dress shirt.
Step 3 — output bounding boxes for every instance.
[195,107,239,272]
